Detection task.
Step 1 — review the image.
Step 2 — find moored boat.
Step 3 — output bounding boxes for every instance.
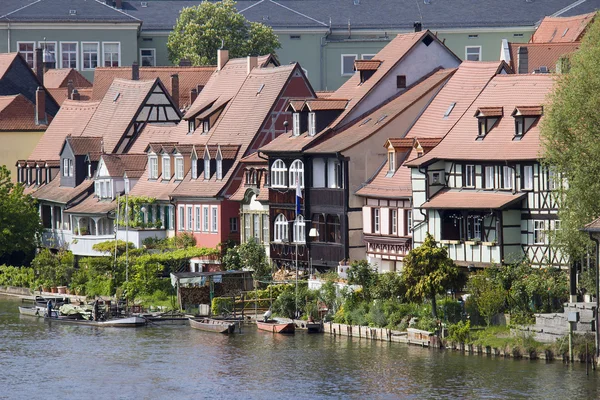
[45,315,147,327]
[256,319,295,334]
[19,306,58,318]
[189,318,236,334]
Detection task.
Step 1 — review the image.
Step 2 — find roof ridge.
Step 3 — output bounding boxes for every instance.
[238,0,266,13]
[93,0,141,21]
[551,0,589,17]
[268,0,328,27]
[0,0,42,19]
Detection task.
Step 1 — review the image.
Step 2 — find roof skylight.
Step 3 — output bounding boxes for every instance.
[443,102,456,118]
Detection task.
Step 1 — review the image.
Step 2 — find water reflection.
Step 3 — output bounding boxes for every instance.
[1,295,599,399]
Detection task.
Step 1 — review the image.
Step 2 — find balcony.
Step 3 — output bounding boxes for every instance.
[117,228,167,249]
[70,234,115,256]
[270,242,309,264]
[441,240,501,267]
[310,243,344,267]
[365,235,411,259]
[269,189,296,205]
[41,229,73,250]
[309,188,344,207]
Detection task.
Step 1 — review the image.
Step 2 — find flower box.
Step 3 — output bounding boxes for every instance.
[465,240,481,246]
[482,241,497,247]
[440,240,461,245]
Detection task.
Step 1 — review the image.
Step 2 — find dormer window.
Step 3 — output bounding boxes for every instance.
[216,150,223,180]
[162,155,171,180]
[87,163,91,178]
[149,156,158,179]
[308,112,316,136]
[204,152,210,180]
[203,120,209,133]
[388,151,395,173]
[474,107,502,139]
[511,106,542,140]
[191,155,198,179]
[188,120,195,134]
[175,157,184,180]
[292,113,300,136]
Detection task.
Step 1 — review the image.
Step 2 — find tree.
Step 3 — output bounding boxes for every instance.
[346,260,377,301]
[402,233,462,319]
[222,238,270,281]
[467,272,505,326]
[0,166,42,264]
[540,15,600,260]
[167,0,280,66]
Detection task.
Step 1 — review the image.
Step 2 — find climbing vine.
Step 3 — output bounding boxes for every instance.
[117,196,162,229]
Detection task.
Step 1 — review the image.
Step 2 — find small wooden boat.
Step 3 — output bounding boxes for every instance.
[256,319,295,334]
[19,306,58,318]
[45,315,146,327]
[189,318,236,334]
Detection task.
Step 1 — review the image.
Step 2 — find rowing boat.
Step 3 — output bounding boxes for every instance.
[256,319,295,334]
[44,315,147,327]
[189,318,236,334]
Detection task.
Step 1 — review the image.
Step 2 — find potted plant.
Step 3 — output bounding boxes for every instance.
[580,268,596,302]
[465,238,481,246]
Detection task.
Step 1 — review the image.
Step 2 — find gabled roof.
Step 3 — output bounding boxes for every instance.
[64,195,116,215]
[31,177,94,205]
[0,94,49,131]
[92,66,215,110]
[44,69,92,89]
[354,60,382,71]
[531,12,596,43]
[28,100,100,161]
[128,125,176,153]
[303,98,348,112]
[47,87,93,105]
[507,42,580,74]
[0,0,140,23]
[65,136,102,156]
[406,74,554,167]
[99,153,147,177]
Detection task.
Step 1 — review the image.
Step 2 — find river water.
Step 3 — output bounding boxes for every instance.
[1,295,598,399]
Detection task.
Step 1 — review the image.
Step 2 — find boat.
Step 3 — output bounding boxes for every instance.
[306,321,323,333]
[189,318,236,334]
[256,319,295,334]
[45,315,147,328]
[19,306,58,318]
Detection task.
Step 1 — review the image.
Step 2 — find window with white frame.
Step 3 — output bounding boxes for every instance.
[289,159,304,188]
[502,166,514,189]
[362,54,375,60]
[216,151,223,180]
[140,48,156,67]
[211,206,218,232]
[168,205,174,230]
[69,159,73,177]
[391,209,398,235]
[203,120,209,133]
[60,42,77,69]
[103,42,120,67]
[388,151,395,173]
[271,159,287,188]
[523,165,533,190]
[162,155,171,180]
[262,214,269,243]
[187,206,193,231]
[465,46,481,61]
[82,42,99,70]
[230,217,238,233]
[191,157,198,179]
[406,209,412,234]
[63,158,69,177]
[174,157,184,180]
[195,206,201,231]
[39,42,57,68]
[548,167,558,191]
[485,166,494,189]
[274,214,288,242]
[203,206,209,231]
[308,112,316,136]
[373,208,380,233]
[244,214,251,240]
[294,214,306,243]
[178,206,185,230]
[341,54,357,75]
[188,120,195,134]
[204,152,210,179]
[17,42,35,68]
[149,156,158,179]
[465,165,476,188]
[534,220,545,244]
[253,214,260,239]
[292,113,300,136]
[327,158,342,188]
[474,217,482,240]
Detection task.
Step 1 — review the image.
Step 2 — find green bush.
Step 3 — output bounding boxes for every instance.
[366,301,388,327]
[0,265,35,288]
[438,298,463,324]
[212,297,234,315]
[448,320,471,343]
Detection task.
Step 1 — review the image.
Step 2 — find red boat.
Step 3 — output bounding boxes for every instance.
[256,319,295,334]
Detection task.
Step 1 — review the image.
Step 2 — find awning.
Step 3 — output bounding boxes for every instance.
[421,189,525,210]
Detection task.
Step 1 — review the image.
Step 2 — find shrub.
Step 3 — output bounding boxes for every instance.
[438,298,463,324]
[366,301,388,327]
[448,320,471,343]
[211,297,234,315]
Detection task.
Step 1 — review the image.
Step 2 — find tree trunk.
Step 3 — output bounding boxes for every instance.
[431,294,438,319]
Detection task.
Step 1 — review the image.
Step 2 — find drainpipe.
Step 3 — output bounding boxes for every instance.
[320,26,331,91]
[7,22,10,52]
[588,233,599,360]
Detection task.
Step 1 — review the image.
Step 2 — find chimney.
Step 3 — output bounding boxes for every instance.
[171,74,180,110]
[71,89,81,101]
[131,61,139,80]
[190,88,198,104]
[517,46,529,74]
[197,84,203,94]
[115,0,122,9]
[247,55,258,75]
[179,58,192,67]
[414,21,422,32]
[217,49,229,71]
[35,87,47,125]
[35,48,43,85]
[67,79,74,100]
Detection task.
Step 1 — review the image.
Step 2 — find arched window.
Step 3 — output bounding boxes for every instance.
[326,214,341,243]
[289,159,304,188]
[271,159,287,188]
[312,213,325,242]
[293,214,305,243]
[274,214,288,242]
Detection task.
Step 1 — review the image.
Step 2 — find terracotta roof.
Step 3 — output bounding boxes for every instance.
[31,177,93,205]
[532,12,596,43]
[307,69,455,154]
[129,125,176,153]
[67,136,102,155]
[508,42,580,74]
[0,53,19,80]
[87,151,101,162]
[420,189,526,209]
[174,144,193,155]
[28,100,100,161]
[45,160,60,167]
[43,69,92,89]
[407,74,555,167]
[475,106,503,117]
[416,138,443,148]
[100,153,147,177]
[287,99,306,112]
[304,98,348,111]
[240,152,267,163]
[387,138,415,148]
[196,97,230,119]
[65,196,116,215]
[47,87,93,105]
[127,168,181,201]
[583,217,600,232]
[92,66,215,110]
[513,106,543,116]
[83,78,157,154]
[354,59,382,71]
[315,91,334,98]
[229,173,269,202]
[0,94,48,131]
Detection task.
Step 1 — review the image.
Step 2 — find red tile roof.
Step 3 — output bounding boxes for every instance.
[100,153,147,177]
[532,12,596,43]
[304,98,348,111]
[287,99,306,112]
[31,177,93,205]
[28,100,100,161]
[0,94,48,131]
[584,217,600,232]
[420,189,526,210]
[44,69,92,89]
[407,74,555,166]
[127,168,180,201]
[47,87,93,105]
[475,106,503,117]
[508,42,580,74]
[67,136,102,155]
[92,66,215,110]
[0,53,19,80]
[354,59,382,71]
[387,138,414,148]
[513,105,543,116]
[65,195,116,215]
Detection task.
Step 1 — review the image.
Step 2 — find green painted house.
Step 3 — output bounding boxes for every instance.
[1,0,598,89]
